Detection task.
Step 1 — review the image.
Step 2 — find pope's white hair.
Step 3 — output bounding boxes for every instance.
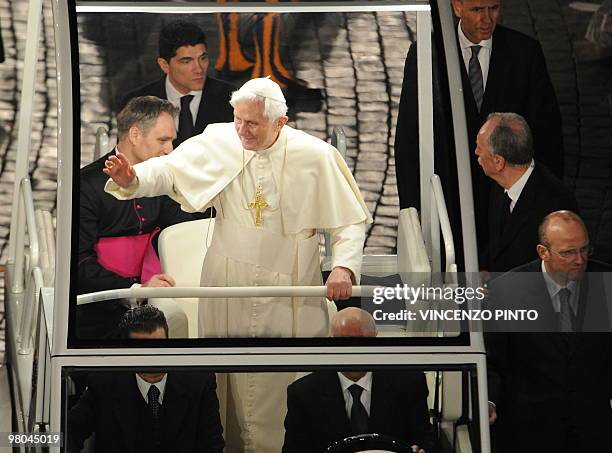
[229,91,288,121]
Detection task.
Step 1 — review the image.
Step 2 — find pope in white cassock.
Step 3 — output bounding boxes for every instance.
[104,77,372,452]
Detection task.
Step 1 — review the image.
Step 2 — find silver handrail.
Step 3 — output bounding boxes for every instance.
[77,285,370,306]
[12,179,41,294]
[429,174,456,280]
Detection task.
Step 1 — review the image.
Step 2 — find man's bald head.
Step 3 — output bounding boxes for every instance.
[537,210,590,284]
[538,210,587,245]
[331,307,377,338]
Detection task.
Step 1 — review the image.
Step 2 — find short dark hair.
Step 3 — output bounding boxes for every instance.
[158,20,207,61]
[486,112,534,166]
[118,305,169,339]
[117,96,178,141]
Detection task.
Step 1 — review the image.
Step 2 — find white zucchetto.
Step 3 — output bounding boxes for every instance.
[237,76,286,103]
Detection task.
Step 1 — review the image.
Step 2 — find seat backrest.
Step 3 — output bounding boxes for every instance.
[158,218,214,286]
[438,371,474,453]
[156,218,215,337]
[440,371,463,422]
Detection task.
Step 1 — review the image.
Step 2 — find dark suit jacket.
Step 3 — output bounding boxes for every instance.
[67,372,224,453]
[395,25,563,264]
[486,163,579,272]
[121,76,235,144]
[486,260,612,452]
[282,370,436,453]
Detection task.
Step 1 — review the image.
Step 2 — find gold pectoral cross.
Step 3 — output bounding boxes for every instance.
[248,186,269,227]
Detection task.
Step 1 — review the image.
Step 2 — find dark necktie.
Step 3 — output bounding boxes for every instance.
[348,384,369,435]
[176,94,195,146]
[499,192,512,238]
[147,384,161,418]
[469,45,484,110]
[557,287,573,332]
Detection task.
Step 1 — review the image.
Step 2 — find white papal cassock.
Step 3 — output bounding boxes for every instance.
[106,122,372,452]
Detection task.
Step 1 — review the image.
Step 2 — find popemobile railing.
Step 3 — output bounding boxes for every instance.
[430,174,458,285]
[3,177,47,434]
[77,285,370,306]
[5,178,46,355]
[9,178,40,295]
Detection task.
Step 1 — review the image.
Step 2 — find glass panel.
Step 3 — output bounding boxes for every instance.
[63,364,483,453]
[70,2,469,347]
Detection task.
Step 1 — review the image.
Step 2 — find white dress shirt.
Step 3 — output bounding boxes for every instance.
[136,373,168,405]
[457,21,493,90]
[337,372,373,417]
[541,261,580,315]
[165,77,202,129]
[505,160,535,212]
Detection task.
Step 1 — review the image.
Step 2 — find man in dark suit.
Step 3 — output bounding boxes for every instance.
[283,308,436,453]
[394,0,563,261]
[486,211,612,453]
[122,20,234,147]
[476,113,578,272]
[67,306,225,453]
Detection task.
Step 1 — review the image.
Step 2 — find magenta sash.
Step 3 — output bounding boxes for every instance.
[94,227,162,283]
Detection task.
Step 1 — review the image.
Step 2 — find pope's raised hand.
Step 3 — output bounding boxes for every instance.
[103,151,136,188]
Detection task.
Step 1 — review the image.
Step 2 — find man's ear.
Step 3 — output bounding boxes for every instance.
[157,57,170,75]
[493,154,505,172]
[536,244,549,261]
[128,125,141,145]
[450,0,462,18]
[277,115,289,129]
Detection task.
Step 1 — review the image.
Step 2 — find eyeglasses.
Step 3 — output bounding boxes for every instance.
[544,245,594,259]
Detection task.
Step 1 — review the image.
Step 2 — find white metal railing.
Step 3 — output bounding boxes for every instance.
[2,177,48,355]
[417,10,434,259]
[429,174,457,282]
[10,178,41,294]
[7,0,44,285]
[77,285,370,306]
[75,1,430,14]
